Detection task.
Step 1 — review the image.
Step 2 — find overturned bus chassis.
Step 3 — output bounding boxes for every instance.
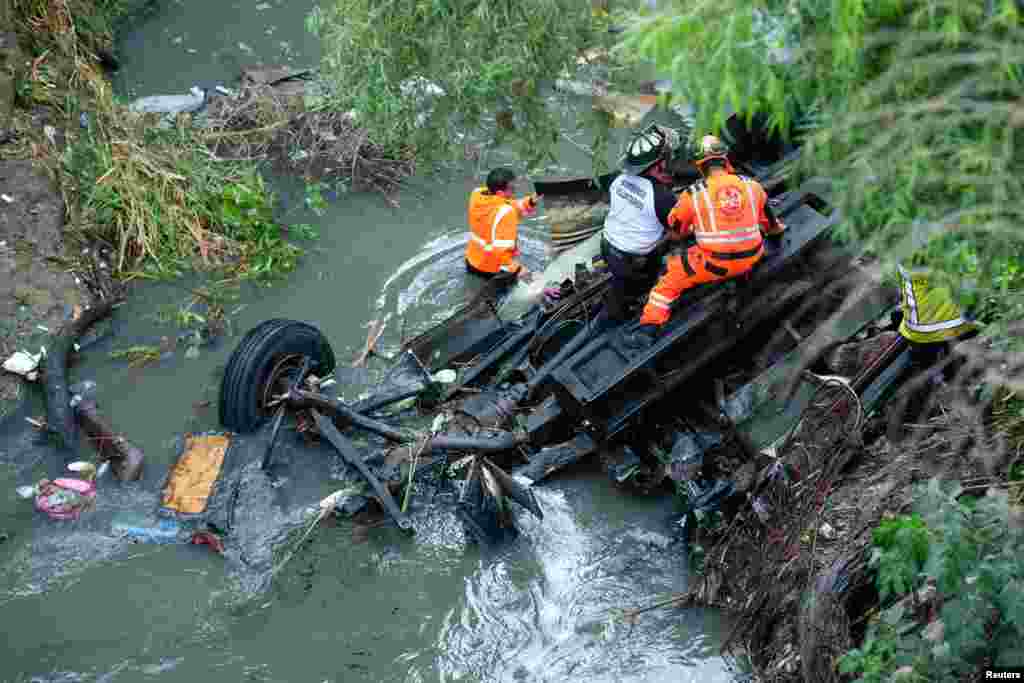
[216,125,907,545]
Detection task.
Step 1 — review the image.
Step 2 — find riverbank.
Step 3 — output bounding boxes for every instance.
[669,331,1024,681]
[0,0,416,419]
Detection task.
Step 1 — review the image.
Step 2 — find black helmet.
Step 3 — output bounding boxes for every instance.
[621,124,680,175]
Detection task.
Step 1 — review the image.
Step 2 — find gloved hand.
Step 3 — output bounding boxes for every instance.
[623,323,659,349]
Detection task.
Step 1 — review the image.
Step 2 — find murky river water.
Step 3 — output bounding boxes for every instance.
[1,3,740,681]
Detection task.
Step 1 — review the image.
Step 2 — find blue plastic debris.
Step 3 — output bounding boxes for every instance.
[112,513,185,544]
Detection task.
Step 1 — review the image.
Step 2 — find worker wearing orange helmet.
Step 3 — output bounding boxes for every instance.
[629,135,786,345]
[465,167,540,279]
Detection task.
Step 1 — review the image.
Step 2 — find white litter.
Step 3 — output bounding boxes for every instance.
[129,86,206,114]
[16,485,38,499]
[319,489,347,510]
[3,350,43,378]
[67,461,98,480]
[1,194,13,203]
[432,369,457,384]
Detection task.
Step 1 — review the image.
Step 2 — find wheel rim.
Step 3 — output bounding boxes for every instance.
[260,353,307,416]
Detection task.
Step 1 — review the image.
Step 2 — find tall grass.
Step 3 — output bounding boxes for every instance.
[10,0,309,281]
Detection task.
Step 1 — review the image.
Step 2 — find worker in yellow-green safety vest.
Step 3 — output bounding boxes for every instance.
[887,263,979,442]
[895,264,978,345]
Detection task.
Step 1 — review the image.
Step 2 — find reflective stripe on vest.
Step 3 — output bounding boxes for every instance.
[469,204,515,252]
[897,265,969,333]
[690,178,762,247]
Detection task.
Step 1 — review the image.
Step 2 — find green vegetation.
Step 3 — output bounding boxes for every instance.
[109,344,161,367]
[310,0,612,167]
[624,0,1023,339]
[7,0,316,282]
[839,480,1024,681]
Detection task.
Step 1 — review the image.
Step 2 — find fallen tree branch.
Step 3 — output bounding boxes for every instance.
[72,397,145,481]
[43,299,119,466]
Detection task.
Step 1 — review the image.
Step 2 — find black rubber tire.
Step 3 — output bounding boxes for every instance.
[219,318,336,433]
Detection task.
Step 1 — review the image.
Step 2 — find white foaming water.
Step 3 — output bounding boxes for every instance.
[432,483,737,683]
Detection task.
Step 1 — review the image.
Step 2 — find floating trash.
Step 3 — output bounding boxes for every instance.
[113,513,185,544]
[432,369,457,384]
[33,478,97,521]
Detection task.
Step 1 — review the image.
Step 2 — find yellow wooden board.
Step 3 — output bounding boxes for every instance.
[160,434,230,515]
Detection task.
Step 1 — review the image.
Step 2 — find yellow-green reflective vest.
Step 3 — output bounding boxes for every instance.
[897,264,977,344]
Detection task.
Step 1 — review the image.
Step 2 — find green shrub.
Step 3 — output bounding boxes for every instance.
[840,479,1024,682]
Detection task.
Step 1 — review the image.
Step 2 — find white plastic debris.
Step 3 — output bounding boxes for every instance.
[399,76,445,99]
[3,350,43,378]
[319,378,337,389]
[129,86,207,114]
[214,85,236,97]
[67,461,97,476]
[390,396,417,412]
[1,194,13,203]
[16,485,38,499]
[432,369,456,384]
[319,489,346,510]
[819,522,836,540]
[431,413,447,434]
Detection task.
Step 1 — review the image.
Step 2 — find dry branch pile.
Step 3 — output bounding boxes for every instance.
[202,77,415,197]
[678,330,1020,682]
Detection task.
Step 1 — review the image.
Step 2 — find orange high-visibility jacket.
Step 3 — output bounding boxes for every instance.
[667,173,783,257]
[465,187,530,274]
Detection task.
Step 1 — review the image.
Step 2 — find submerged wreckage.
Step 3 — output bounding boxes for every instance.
[207,109,914,545]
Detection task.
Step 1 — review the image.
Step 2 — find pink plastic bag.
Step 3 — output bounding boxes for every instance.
[34,478,97,521]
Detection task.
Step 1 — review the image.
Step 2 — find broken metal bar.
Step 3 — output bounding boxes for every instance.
[290,389,413,443]
[351,387,423,415]
[263,356,313,471]
[451,313,540,394]
[261,404,287,472]
[514,432,599,485]
[426,432,525,453]
[310,409,412,532]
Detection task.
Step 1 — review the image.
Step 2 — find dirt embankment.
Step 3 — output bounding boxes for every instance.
[0,157,93,415]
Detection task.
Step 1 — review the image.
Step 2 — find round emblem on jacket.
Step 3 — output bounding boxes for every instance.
[715,186,744,216]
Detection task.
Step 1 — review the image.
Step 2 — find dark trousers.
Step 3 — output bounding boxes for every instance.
[600,237,663,321]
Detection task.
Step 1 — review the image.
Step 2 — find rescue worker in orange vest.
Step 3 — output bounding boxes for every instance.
[628,135,786,346]
[465,168,539,279]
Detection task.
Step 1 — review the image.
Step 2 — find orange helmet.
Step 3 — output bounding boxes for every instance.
[692,135,733,173]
